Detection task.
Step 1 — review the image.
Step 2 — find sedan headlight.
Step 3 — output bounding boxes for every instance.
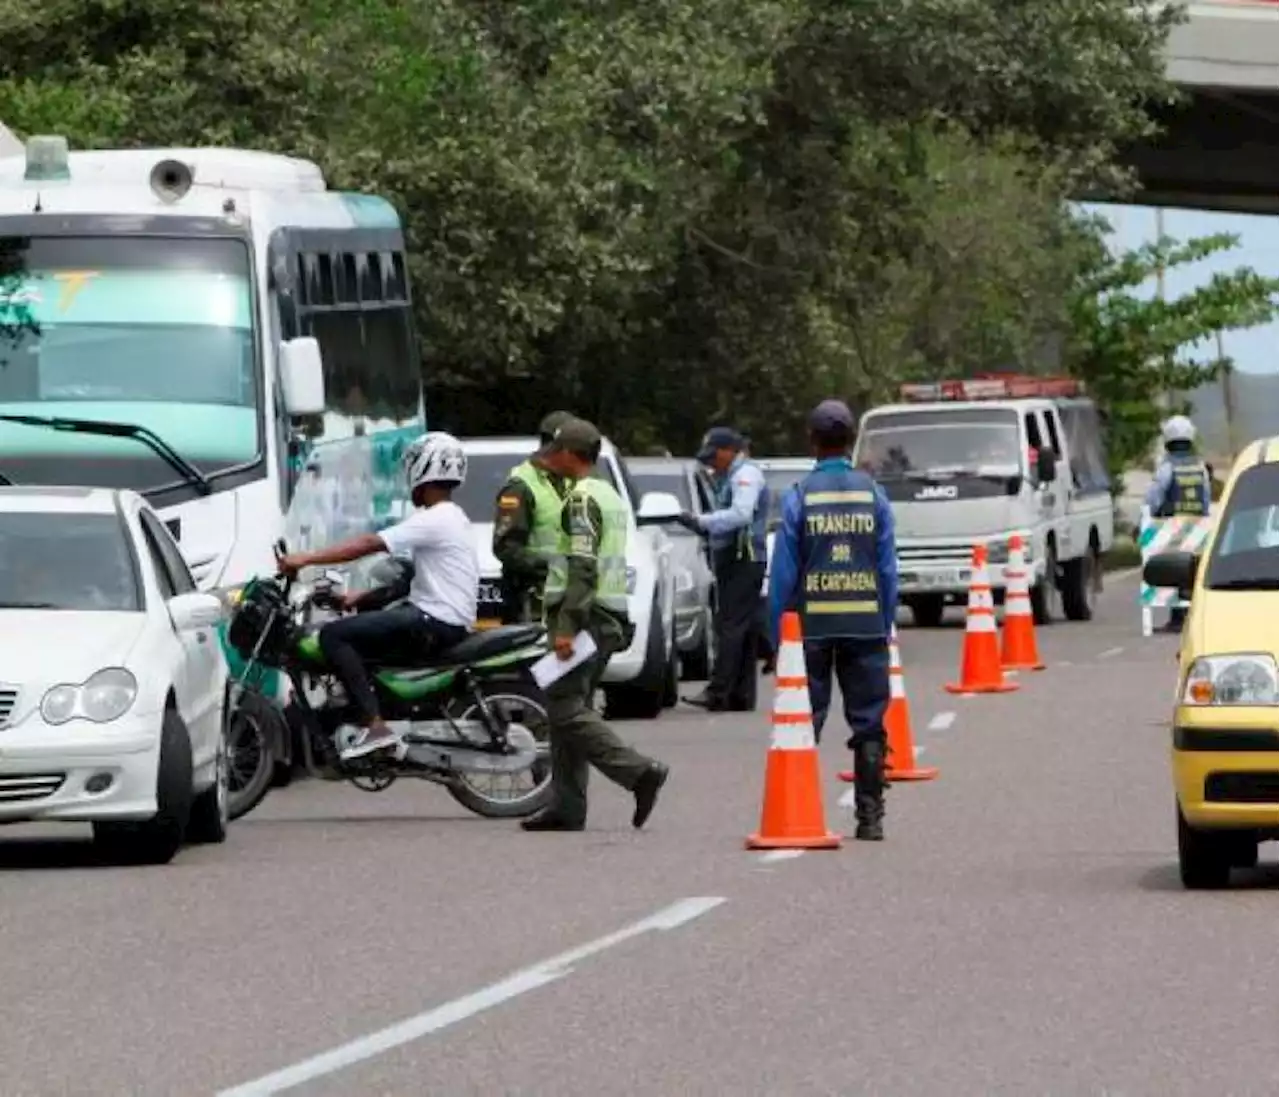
[41,668,139,725]
[1183,654,1279,707]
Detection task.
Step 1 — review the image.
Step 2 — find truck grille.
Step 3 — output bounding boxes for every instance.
[0,773,65,803]
[897,542,977,566]
[0,686,18,728]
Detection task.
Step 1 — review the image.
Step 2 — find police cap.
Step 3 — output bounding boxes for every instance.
[539,417,602,458]
[538,410,575,441]
[695,426,743,464]
[808,399,855,433]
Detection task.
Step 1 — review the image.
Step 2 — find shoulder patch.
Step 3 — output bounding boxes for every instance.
[497,494,521,510]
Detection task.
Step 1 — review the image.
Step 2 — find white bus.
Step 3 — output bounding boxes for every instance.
[0,137,425,700]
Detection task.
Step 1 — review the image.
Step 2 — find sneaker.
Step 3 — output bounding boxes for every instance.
[340,726,400,761]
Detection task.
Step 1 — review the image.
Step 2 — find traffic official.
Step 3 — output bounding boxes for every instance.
[492,410,574,624]
[682,426,770,712]
[767,399,899,841]
[1143,414,1211,633]
[521,417,670,832]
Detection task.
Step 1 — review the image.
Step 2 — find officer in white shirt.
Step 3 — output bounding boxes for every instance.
[278,432,480,759]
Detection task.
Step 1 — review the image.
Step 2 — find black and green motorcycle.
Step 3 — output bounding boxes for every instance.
[225,545,553,818]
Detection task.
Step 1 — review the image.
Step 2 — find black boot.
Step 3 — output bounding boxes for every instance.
[852,739,886,841]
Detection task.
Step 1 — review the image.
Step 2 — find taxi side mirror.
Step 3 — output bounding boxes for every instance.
[1143,551,1198,592]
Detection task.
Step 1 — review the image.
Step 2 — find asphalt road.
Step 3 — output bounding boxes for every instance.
[1,570,1275,1097]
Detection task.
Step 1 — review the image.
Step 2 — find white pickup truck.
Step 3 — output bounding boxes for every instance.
[457,436,681,719]
[855,376,1114,626]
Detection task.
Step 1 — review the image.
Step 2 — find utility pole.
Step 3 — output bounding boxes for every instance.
[1217,329,1236,458]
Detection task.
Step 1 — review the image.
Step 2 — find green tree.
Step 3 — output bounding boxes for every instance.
[1065,229,1279,485]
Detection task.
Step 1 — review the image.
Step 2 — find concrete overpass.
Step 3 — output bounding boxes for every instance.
[1122,0,1278,214]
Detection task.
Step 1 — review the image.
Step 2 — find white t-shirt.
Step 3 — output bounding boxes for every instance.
[378,501,479,628]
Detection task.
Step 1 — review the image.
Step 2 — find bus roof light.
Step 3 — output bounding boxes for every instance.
[24,135,71,182]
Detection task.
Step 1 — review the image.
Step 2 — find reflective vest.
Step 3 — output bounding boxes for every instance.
[797,462,886,641]
[508,460,564,561]
[544,475,630,615]
[1164,453,1209,517]
[709,456,769,562]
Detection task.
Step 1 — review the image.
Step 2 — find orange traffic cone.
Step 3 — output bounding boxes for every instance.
[837,626,937,783]
[746,611,842,851]
[999,534,1045,672]
[945,544,1019,696]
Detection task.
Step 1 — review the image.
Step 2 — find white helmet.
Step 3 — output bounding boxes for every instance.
[1161,415,1196,446]
[402,431,467,490]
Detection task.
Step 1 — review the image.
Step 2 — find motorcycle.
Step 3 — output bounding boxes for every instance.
[224,542,555,818]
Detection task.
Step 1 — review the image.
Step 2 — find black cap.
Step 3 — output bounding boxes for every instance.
[695,426,743,463]
[538,417,602,457]
[808,399,854,433]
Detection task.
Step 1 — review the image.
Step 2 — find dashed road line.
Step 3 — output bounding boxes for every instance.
[928,711,957,731]
[756,849,806,865]
[1097,646,1125,659]
[215,896,727,1097]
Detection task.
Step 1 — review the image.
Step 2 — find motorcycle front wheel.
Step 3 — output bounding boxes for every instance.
[445,677,553,819]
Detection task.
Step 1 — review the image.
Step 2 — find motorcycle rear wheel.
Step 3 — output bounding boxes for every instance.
[445,678,553,819]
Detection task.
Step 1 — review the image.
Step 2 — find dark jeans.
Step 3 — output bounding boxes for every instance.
[318,602,467,724]
[803,637,891,747]
[708,555,766,710]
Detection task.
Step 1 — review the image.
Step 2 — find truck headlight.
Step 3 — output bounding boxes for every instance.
[987,542,1009,565]
[41,668,139,725]
[1183,654,1279,707]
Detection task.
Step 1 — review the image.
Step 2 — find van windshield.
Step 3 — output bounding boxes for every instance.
[1203,463,1279,591]
[855,408,1022,478]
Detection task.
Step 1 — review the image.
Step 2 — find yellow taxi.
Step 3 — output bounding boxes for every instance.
[1143,435,1279,889]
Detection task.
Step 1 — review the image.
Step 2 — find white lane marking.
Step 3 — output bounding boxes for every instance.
[838,789,856,809]
[757,849,806,865]
[215,897,727,1097]
[1097,646,1124,660]
[928,711,956,731]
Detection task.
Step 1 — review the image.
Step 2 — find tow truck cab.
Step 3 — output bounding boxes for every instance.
[854,376,1113,627]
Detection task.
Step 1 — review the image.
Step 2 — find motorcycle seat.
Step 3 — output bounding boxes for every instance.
[435,624,545,665]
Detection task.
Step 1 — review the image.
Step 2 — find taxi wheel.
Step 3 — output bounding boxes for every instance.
[1177,807,1233,890]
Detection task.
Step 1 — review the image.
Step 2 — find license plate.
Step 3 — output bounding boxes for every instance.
[477,580,502,603]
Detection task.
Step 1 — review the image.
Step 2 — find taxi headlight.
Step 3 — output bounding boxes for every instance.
[41,668,138,725]
[1183,654,1279,707]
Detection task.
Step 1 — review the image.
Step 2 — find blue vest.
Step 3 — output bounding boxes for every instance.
[796,463,885,641]
[710,457,769,562]
[1161,453,1209,518]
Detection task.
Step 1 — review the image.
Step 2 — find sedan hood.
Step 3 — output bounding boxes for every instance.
[0,611,148,688]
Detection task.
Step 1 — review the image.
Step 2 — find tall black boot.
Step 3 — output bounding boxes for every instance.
[853,738,886,841]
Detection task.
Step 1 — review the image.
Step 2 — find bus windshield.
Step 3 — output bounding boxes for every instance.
[0,235,258,494]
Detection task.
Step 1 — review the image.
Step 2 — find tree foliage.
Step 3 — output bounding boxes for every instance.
[3,0,1267,473]
[1065,230,1279,483]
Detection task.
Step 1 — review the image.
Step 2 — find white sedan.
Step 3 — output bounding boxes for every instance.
[0,486,229,864]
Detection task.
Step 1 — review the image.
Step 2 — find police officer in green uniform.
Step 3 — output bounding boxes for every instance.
[492,411,574,624]
[521,417,670,832]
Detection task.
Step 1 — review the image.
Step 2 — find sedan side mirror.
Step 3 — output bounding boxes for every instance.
[636,490,683,527]
[1142,551,1198,592]
[168,590,225,631]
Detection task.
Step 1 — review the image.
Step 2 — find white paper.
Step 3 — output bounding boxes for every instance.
[530,630,598,690]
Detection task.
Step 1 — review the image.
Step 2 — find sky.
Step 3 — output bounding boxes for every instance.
[1080,203,1279,376]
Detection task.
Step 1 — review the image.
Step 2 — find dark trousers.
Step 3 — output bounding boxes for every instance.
[318,603,467,723]
[804,637,891,747]
[709,556,766,710]
[545,623,654,823]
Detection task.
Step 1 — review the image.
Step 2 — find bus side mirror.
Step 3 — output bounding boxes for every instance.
[279,337,326,417]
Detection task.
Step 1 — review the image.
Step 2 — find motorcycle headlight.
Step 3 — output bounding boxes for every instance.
[41,668,139,725]
[626,566,638,595]
[1183,655,1279,707]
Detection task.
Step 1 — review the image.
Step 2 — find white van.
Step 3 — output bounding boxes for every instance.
[854,377,1113,626]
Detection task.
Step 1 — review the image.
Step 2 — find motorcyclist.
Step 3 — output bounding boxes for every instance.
[277,432,480,759]
[1144,414,1211,632]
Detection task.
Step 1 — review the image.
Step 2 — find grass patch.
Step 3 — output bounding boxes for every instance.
[1104,537,1142,572]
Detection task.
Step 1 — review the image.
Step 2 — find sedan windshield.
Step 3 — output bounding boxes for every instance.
[1203,463,1280,591]
[451,452,618,522]
[0,510,141,611]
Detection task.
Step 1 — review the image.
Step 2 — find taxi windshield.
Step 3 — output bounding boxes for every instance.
[1203,462,1279,592]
